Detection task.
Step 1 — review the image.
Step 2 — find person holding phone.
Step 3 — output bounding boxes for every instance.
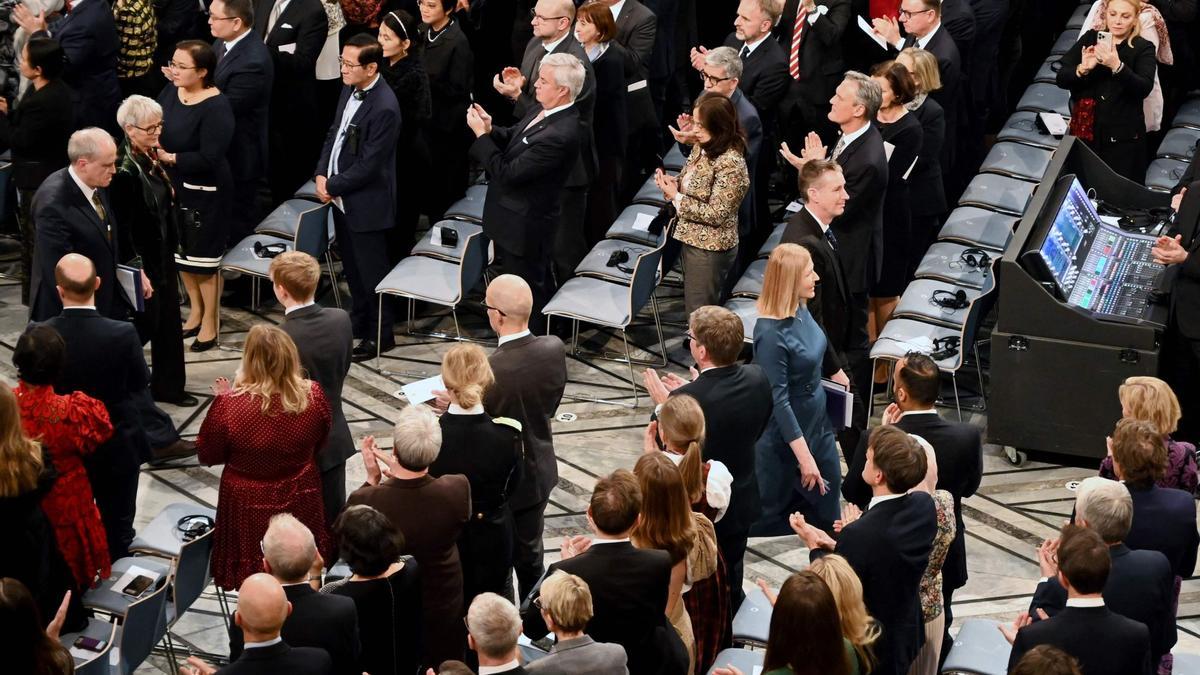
[1056,0,1157,181]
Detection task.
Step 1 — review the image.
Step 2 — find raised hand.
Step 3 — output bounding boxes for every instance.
[1171,186,1187,213]
[642,368,672,405]
[360,435,383,485]
[802,131,828,161]
[643,420,661,454]
[689,46,709,72]
[871,15,901,45]
[1037,538,1060,579]
[779,141,804,169]
[1152,234,1188,265]
[755,578,778,606]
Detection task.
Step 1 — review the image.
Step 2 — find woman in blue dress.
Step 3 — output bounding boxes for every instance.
[750,243,849,536]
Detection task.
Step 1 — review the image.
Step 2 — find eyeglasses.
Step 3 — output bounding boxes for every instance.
[533,596,544,610]
[482,302,508,317]
[684,330,698,343]
[167,61,196,70]
[531,9,567,22]
[205,10,238,21]
[385,11,410,40]
[338,58,364,68]
[701,72,733,86]
[133,122,163,133]
[898,7,934,19]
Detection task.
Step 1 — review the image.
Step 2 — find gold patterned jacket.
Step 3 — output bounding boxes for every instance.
[671,145,749,252]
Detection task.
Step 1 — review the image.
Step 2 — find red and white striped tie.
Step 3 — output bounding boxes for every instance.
[788,9,807,80]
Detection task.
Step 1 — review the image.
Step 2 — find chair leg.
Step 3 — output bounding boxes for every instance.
[452,309,462,340]
[325,251,342,309]
[163,631,180,674]
[650,294,667,367]
[375,294,384,372]
[868,358,878,419]
[250,276,259,313]
[974,339,989,410]
[952,373,963,422]
[623,330,638,408]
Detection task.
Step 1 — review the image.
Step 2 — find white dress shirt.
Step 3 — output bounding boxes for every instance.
[480,660,522,674]
[1065,597,1106,608]
[836,120,871,153]
[868,493,905,510]
[609,0,626,20]
[740,34,771,58]
[893,22,942,51]
[244,636,283,650]
[498,329,531,346]
[284,300,317,315]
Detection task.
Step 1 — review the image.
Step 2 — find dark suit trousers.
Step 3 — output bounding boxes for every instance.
[554,186,589,285]
[135,389,180,449]
[134,263,186,401]
[498,243,553,335]
[508,498,548,602]
[320,462,347,529]
[229,175,262,246]
[1163,324,1200,443]
[716,523,749,610]
[85,446,139,559]
[848,291,872,386]
[333,210,395,340]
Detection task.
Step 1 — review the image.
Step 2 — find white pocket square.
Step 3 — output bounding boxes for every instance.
[280,22,293,28]
[521,137,529,144]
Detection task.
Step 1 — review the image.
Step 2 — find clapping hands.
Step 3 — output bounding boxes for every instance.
[641,367,695,405]
[789,512,836,551]
[871,15,901,46]
[492,66,524,100]
[668,113,698,145]
[997,608,1048,644]
[833,503,862,533]
[360,435,399,485]
[779,132,828,170]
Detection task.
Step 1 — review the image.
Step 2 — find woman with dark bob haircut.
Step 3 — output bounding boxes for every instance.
[321,505,422,675]
[0,577,75,675]
[12,324,114,591]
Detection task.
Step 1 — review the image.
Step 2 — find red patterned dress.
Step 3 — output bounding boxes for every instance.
[197,382,333,590]
[14,382,114,589]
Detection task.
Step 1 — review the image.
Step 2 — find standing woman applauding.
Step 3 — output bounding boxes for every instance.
[1057,0,1156,181]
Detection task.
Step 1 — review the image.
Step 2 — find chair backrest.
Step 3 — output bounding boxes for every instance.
[625,239,667,327]
[958,258,999,366]
[170,527,215,623]
[456,231,489,303]
[118,576,170,675]
[293,203,332,258]
[71,623,117,675]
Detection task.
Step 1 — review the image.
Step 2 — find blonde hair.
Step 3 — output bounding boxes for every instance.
[1118,376,1179,437]
[757,243,811,319]
[0,387,44,498]
[897,47,943,93]
[441,344,494,409]
[234,325,311,415]
[657,394,706,505]
[1104,0,1143,44]
[269,251,321,301]
[538,571,594,632]
[809,554,880,671]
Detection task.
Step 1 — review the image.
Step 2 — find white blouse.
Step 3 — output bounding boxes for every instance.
[663,453,733,522]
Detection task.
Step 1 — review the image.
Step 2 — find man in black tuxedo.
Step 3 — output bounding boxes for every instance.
[469,54,583,329]
[254,0,327,202]
[795,426,937,675]
[44,253,152,560]
[644,305,771,606]
[607,0,657,77]
[481,274,568,600]
[270,252,355,526]
[315,34,401,361]
[183,574,334,675]
[522,470,688,675]
[774,0,850,149]
[841,352,982,657]
[30,128,152,321]
[1153,183,1200,441]
[468,593,529,675]
[210,0,275,242]
[1002,525,1152,675]
[229,514,360,674]
[1027,478,1175,670]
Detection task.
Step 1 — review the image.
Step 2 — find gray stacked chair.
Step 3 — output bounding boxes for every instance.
[129,503,217,558]
[409,221,486,263]
[957,174,1036,217]
[574,235,664,284]
[940,618,1012,675]
[1065,2,1090,29]
[725,296,760,343]
[707,648,765,675]
[1145,158,1189,193]
[730,586,772,647]
[62,620,118,675]
[254,197,326,239]
[995,111,1064,150]
[936,207,1018,252]
[663,144,687,172]
[731,258,768,299]
[1174,96,1200,130]
[62,573,170,675]
[1175,653,1200,674]
[1049,28,1080,56]
[220,202,340,310]
[1155,127,1200,162]
[291,178,324,202]
[978,142,1054,182]
[1033,56,1061,84]
[1015,82,1072,117]
[632,173,674,207]
[892,280,986,329]
[542,240,668,406]
[442,183,488,223]
[914,243,994,290]
[756,222,788,259]
[605,203,668,246]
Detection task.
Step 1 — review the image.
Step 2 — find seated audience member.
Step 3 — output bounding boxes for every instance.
[643,305,772,606]
[894,48,947,262]
[1010,645,1084,675]
[525,571,629,675]
[792,426,936,675]
[714,570,859,675]
[197,325,333,591]
[181,574,333,675]
[429,344,522,609]
[227,514,361,675]
[1099,376,1200,495]
[1002,525,1151,675]
[13,326,113,592]
[466,593,525,674]
[806,555,881,673]
[655,92,750,314]
[522,469,688,675]
[320,505,420,675]
[0,577,74,675]
[348,405,470,667]
[1028,475,1175,669]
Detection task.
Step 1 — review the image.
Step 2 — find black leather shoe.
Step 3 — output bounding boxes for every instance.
[190,337,217,352]
[149,439,197,465]
[157,393,200,408]
[182,325,200,339]
[351,339,394,362]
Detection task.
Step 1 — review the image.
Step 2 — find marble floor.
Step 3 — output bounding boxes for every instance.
[2,262,1199,673]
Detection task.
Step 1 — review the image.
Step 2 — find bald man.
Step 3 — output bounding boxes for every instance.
[184,574,333,675]
[481,274,568,600]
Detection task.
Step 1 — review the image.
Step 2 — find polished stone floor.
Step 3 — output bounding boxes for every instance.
[2,264,1198,673]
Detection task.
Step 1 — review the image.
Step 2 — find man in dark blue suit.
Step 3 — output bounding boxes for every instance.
[316,34,401,361]
[210,0,275,241]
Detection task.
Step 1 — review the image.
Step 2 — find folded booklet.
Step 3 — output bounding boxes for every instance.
[117,265,144,312]
[822,379,853,429]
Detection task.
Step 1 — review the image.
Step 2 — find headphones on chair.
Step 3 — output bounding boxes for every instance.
[606,249,635,274]
[930,336,961,361]
[254,241,289,259]
[957,248,991,275]
[176,515,214,542]
[930,289,969,311]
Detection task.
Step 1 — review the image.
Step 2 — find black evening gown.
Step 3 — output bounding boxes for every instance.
[871,112,923,298]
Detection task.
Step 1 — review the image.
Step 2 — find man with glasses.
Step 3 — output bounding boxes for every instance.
[872,0,961,143]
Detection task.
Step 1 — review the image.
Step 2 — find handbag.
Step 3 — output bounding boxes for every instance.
[173,207,202,257]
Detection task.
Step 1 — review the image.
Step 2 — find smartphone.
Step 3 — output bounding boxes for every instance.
[122,574,154,597]
[1096,30,1113,50]
[74,636,108,652]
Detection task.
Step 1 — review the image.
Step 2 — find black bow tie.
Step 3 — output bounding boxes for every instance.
[352,88,367,101]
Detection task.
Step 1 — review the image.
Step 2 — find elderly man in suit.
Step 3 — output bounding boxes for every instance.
[44,253,152,560]
[316,34,401,361]
[644,305,771,607]
[29,128,152,321]
[526,571,628,674]
[209,0,274,242]
[270,252,354,526]
[253,0,328,202]
[228,514,361,675]
[469,53,583,328]
[468,594,531,675]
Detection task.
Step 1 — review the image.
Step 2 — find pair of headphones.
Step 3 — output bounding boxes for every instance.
[930,335,961,361]
[253,241,289,259]
[930,289,969,311]
[952,247,991,275]
[606,249,635,274]
[176,514,214,542]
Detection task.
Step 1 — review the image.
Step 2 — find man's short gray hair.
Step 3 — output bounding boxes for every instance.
[705,46,743,81]
[843,71,882,121]
[540,53,586,101]
[261,513,317,583]
[392,405,442,470]
[1075,476,1133,544]
[117,95,164,131]
[467,593,522,659]
[67,128,116,164]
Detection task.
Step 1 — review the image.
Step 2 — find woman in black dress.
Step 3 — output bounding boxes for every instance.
[897,48,947,273]
[156,40,234,352]
[417,0,473,219]
[428,344,521,611]
[575,1,628,246]
[379,9,432,259]
[869,61,923,383]
[321,504,422,675]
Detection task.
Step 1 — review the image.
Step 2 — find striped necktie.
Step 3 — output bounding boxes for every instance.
[788,9,806,80]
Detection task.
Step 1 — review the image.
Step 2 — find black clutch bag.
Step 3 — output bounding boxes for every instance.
[174,207,202,256]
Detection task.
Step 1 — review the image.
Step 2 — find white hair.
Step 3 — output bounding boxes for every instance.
[705,46,744,80]
[467,593,522,658]
[261,513,317,583]
[540,53,586,101]
[391,405,442,470]
[117,95,164,130]
[67,128,116,164]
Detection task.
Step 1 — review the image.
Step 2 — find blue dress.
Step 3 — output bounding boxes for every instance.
[750,306,841,535]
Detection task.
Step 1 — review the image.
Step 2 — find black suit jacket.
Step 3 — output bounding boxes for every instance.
[909,96,947,219]
[281,305,355,471]
[671,363,772,536]
[722,32,790,132]
[1029,544,1174,666]
[0,78,75,189]
[774,0,850,126]
[890,26,961,117]
[513,34,597,188]
[1057,31,1157,143]
[813,492,936,675]
[522,542,686,675]
[1126,483,1199,580]
[38,1,121,134]
[217,639,334,675]
[316,81,402,232]
[229,584,360,675]
[1008,605,1151,675]
[780,208,851,372]
[614,0,657,78]
[1168,181,1200,339]
[214,33,275,181]
[841,411,982,591]
[484,334,568,510]
[254,0,327,133]
[831,124,889,293]
[469,107,581,256]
